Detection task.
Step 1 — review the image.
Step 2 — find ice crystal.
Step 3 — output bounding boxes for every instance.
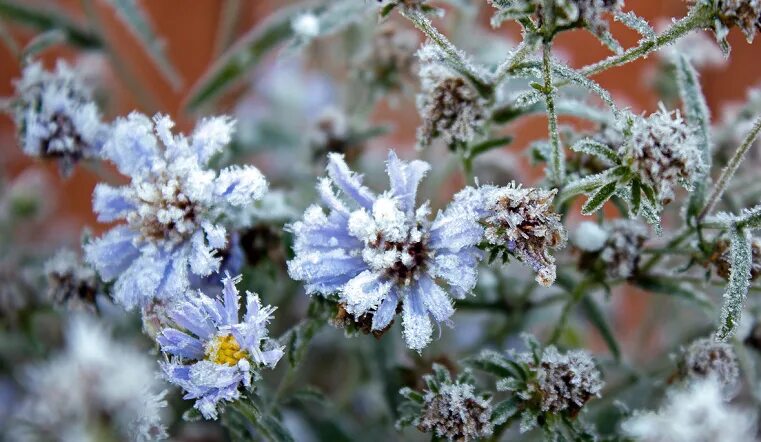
[9,315,168,441]
[287,151,484,350]
[11,61,108,177]
[157,274,283,420]
[416,44,487,148]
[462,183,567,287]
[621,377,757,442]
[710,235,761,281]
[44,248,102,312]
[681,338,739,390]
[85,113,268,309]
[623,105,704,205]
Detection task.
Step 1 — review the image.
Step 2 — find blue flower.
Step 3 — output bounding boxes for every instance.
[157,274,283,420]
[85,113,268,309]
[287,151,484,350]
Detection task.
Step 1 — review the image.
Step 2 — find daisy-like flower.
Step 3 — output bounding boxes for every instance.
[11,61,108,177]
[458,183,566,287]
[84,112,267,309]
[157,274,283,420]
[9,315,168,441]
[287,151,484,351]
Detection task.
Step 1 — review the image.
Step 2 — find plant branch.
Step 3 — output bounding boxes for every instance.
[542,42,564,186]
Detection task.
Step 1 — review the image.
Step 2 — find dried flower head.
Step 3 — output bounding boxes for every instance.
[358,23,419,97]
[85,113,268,309]
[288,151,484,350]
[709,236,761,280]
[157,274,283,420]
[11,61,108,177]
[416,46,487,149]
[575,220,647,279]
[707,0,761,44]
[9,316,168,441]
[623,105,703,205]
[488,0,623,37]
[44,249,102,312]
[681,338,740,389]
[462,183,566,286]
[622,377,757,442]
[398,364,493,441]
[308,107,363,163]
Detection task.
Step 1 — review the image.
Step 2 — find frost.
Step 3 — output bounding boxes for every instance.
[717,227,752,341]
[573,221,608,252]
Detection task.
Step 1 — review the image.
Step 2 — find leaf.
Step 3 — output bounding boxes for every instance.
[633,275,713,312]
[491,397,522,425]
[717,227,752,341]
[466,350,525,380]
[582,181,617,215]
[559,169,617,203]
[21,29,65,59]
[570,138,619,164]
[614,11,655,41]
[185,6,296,111]
[286,318,323,367]
[548,61,618,116]
[0,0,101,48]
[676,54,711,222]
[579,296,620,361]
[104,0,182,90]
[468,136,513,158]
[630,178,642,216]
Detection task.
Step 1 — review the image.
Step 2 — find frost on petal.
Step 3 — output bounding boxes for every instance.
[157,329,205,360]
[417,276,454,323]
[84,226,140,281]
[386,150,430,213]
[189,231,221,277]
[372,289,400,331]
[326,152,375,209]
[102,112,161,177]
[342,270,392,316]
[92,183,134,222]
[191,116,236,163]
[112,253,166,309]
[215,165,268,206]
[402,290,433,351]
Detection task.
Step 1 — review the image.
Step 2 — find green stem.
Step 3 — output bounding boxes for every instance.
[491,33,537,85]
[640,227,694,273]
[549,278,592,344]
[542,42,564,186]
[699,114,761,221]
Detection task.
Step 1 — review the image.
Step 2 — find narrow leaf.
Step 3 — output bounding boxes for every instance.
[570,138,619,164]
[579,296,620,361]
[630,178,642,216]
[469,136,513,158]
[21,29,65,59]
[0,0,101,48]
[717,227,752,341]
[582,181,618,215]
[614,11,655,40]
[104,0,182,90]
[491,397,522,425]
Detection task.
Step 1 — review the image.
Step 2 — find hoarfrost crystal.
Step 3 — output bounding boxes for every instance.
[85,113,268,309]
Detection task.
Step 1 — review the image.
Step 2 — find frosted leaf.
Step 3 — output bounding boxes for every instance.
[717,227,752,341]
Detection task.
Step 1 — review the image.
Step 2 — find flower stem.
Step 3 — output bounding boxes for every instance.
[542,42,564,186]
[699,114,761,221]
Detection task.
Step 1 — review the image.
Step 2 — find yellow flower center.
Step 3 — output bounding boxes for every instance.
[206,334,247,366]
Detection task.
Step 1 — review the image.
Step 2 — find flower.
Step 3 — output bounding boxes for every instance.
[398,364,493,441]
[488,0,623,38]
[621,377,757,442]
[416,45,487,149]
[623,105,704,205]
[527,346,603,415]
[11,61,108,177]
[287,151,484,350]
[9,315,168,441]
[461,183,566,287]
[681,338,739,390]
[85,113,268,309]
[44,248,103,312]
[575,220,647,279]
[702,0,761,47]
[157,274,283,420]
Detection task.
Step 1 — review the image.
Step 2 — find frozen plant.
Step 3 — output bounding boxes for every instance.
[575,220,648,279]
[709,235,761,281]
[621,377,757,442]
[397,364,493,441]
[8,315,168,441]
[157,274,283,420]
[680,337,740,390]
[10,61,108,177]
[357,23,419,98]
[85,113,267,309]
[699,0,761,47]
[44,248,103,312]
[287,151,484,350]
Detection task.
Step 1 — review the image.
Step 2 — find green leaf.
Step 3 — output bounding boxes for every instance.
[491,397,522,425]
[630,178,642,216]
[286,318,322,367]
[579,296,620,361]
[633,275,713,312]
[469,136,514,158]
[0,0,101,48]
[569,138,619,164]
[104,0,182,90]
[185,6,296,111]
[559,169,616,203]
[582,181,617,215]
[21,29,65,59]
[676,54,711,222]
[466,350,525,380]
[717,227,752,341]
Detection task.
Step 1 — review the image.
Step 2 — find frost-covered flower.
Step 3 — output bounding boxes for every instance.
[680,338,739,390]
[461,183,566,287]
[358,23,419,97]
[11,61,108,177]
[621,377,757,442]
[157,274,283,420]
[287,151,484,350]
[416,45,487,149]
[398,364,493,441]
[44,248,103,312]
[710,235,761,281]
[700,0,761,46]
[488,0,623,37]
[575,220,647,279]
[9,315,168,441]
[85,113,267,309]
[623,105,704,205]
